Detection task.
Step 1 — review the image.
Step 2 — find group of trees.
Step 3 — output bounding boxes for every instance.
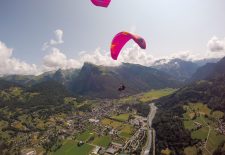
[153,75,225,154]
[0,80,77,154]
[42,133,62,152]
[153,108,199,154]
[0,80,74,115]
[119,103,150,117]
[157,75,225,111]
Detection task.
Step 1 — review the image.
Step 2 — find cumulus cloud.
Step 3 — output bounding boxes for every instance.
[51,29,64,45]
[78,44,155,67]
[0,41,39,75]
[207,36,225,52]
[43,48,81,71]
[118,45,155,66]
[151,46,225,66]
[169,50,202,61]
[2,34,225,75]
[42,44,156,71]
[156,36,225,64]
[42,29,64,50]
[42,40,225,72]
[42,47,120,71]
[79,48,120,66]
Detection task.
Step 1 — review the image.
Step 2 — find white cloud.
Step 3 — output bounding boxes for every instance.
[145,50,203,66]
[79,48,120,66]
[51,29,64,45]
[76,36,225,67]
[43,48,81,71]
[78,44,155,67]
[42,39,225,72]
[42,45,156,70]
[43,48,67,68]
[0,41,39,75]
[207,36,225,52]
[204,51,225,60]
[0,42,12,61]
[1,34,225,75]
[118,44,155,66]
[157,49,225,65]
[42,29,64,50]
[156,36,225,64]
[169,50,202,61]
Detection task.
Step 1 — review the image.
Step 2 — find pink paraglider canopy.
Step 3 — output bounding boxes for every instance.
[111,32,146,60]
[91,0,111,8]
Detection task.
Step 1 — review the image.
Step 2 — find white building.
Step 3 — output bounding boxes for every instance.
[89,118,100,123]
[92,146,101,154]
[21,148,36,155]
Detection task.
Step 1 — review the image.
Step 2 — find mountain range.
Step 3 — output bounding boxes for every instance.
[69,63,181,98]
[1,63,181,98]
[153,58,199,81]
[190,57,225,82]
[0,57,223,98]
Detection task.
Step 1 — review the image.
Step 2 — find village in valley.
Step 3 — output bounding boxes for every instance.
[1,95,151,155]
[0,88,177,155]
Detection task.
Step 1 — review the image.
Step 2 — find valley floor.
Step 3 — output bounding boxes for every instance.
[0,88,175,155]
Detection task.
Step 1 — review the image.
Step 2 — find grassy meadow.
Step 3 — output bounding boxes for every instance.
[183,103,225,154]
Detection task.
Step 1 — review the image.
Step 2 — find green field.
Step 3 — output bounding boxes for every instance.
[0,120,8,129]
[117,88,177,104]
[183,103,225,154]
[92,136,111,148]
[212,111,224,119]
[111,113,130,122]
[0,130,10,139]
[76,130,94,142]
[101,118,123,128]
[117,96,135,104]
[183,120,195,130]
[51,140,94,155]
[161,148,172,155]
[184,146,197,155]
[101,118,134,139]
[191,127,209,140]
[119,124,134,139]
[206,130,225,153]
[138,88,177,103]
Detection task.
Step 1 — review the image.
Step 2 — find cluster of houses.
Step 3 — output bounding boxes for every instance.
[130,116,147,127]
[123,128,147,153]
[17,99,149,155]
[89,128,147,155]
[90,142,123,155]
[88,116,148,154]
[217,119,225,135]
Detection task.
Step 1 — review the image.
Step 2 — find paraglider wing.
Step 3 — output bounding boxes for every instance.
[111,32,146,60]
[91,0,111,8]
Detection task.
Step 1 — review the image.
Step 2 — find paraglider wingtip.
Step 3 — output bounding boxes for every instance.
[90,0,111,8]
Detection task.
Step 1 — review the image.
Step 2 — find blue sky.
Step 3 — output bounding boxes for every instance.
[0,0,225,75]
